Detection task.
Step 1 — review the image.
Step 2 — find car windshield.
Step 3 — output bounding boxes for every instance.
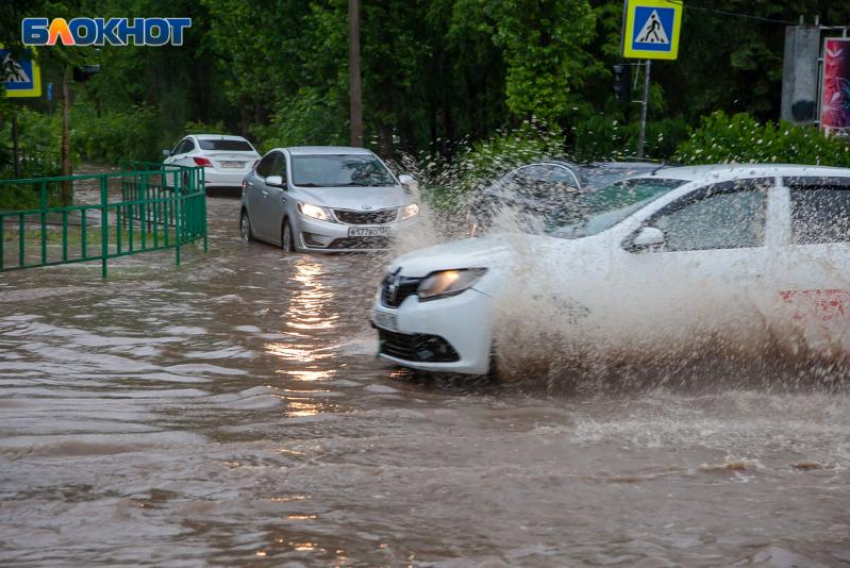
[547,177,687,239]
[198,139,254,152]
[292,155,396,187]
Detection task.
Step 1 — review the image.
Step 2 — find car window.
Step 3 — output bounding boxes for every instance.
[198,139,254,152]
[548,177,686,239]
[256,152,280,178]
[184,138,196,152]
[548,166,580,190]
[173,139,189,155]
[786,177,850,245]
[648,179,771,252]
[270,153,286,179]
[291,154,395,187]
[512,165,550,187]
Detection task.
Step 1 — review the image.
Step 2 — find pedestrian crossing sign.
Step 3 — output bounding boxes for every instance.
[622,0,683,60]
[1,48,42,98]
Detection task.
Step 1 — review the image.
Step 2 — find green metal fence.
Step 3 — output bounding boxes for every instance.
[0,163,207,277]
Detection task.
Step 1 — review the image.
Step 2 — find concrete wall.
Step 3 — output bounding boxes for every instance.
[781,26,820,124]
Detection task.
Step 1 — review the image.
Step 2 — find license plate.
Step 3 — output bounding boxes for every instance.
[374,310,398,332]
[348,226,391,237]
[220,161,244,168]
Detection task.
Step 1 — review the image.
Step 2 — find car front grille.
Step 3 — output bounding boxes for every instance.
[381,275,423,308]
[334,208,398,224]
[327,237,391,249]
[378,329,459,363]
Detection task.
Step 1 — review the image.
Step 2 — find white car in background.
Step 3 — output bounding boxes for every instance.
[163,134,260,195]
[373,165,850,375]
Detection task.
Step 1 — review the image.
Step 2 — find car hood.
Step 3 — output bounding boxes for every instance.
[295,185,411,209]
[391,235,525,278]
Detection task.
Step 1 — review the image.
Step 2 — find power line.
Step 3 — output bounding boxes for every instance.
[667,1,797,25]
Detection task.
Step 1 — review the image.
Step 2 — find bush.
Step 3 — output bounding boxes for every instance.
[572,115,689,162]
[675,111,850,167]
[71,105,161,164]
[251,89,347,153]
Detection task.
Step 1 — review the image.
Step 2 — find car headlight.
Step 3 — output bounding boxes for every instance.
[298,202,332,222]
[417,268,487,301]
[401,203,419,220]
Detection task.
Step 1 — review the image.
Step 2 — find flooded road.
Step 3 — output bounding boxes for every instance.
[1,195,849,567]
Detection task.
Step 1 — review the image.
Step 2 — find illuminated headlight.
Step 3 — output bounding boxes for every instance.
[298,202,333,222]
[401,203,419,220]
[417,268,487,301]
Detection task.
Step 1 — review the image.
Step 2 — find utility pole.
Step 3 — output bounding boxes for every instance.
[637,60,650,159]
[349,0,363,147]
[61,69,72,203]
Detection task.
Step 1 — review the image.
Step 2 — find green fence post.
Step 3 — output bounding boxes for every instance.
[62,210,68,262]
[18,213,25,268]
[40,181,47,265]
[175,170,181,267]
[100,176,108,278]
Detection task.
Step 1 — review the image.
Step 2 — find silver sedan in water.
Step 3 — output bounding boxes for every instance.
[240,146,420,252]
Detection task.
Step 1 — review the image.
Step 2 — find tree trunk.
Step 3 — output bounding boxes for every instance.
[61,70,72,204]
[349,0,363,147]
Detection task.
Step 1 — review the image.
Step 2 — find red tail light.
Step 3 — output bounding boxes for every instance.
[193,157,212,167]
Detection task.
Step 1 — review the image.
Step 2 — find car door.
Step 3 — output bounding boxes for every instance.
[262,152,289,245]
[165,139,188,165]
[613,178,776,352]
[247,152,278,241]
[773,176,850,351]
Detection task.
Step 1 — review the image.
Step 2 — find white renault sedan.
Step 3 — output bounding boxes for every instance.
[373,165,850,375]
[163,134,260,194]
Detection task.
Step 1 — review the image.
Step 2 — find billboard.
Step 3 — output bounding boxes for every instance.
[821,37,850,136]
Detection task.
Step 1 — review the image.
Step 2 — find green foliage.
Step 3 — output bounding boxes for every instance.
[486,0,596,124]
[4,0,850,168]
[573,114,689,161]
[182,120,228,137]
[72,105,161,163]
[676,111,850,167]
[250,89,348,153]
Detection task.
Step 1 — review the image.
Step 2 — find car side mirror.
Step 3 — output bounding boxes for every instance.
[631,226,666,252]
[399,174,418,192]
[265,175,286,188]
[162,149,172,157]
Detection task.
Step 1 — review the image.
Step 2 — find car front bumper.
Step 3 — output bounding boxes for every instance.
[296,215,420,253]
[372,287,494,374]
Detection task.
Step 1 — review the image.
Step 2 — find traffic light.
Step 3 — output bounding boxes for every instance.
[73,65,101,82]
[613,64,631,103]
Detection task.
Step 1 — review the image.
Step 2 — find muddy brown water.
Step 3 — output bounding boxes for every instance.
[1,194,849,567]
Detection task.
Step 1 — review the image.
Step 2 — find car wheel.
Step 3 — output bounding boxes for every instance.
[281,219,295,253]
[240,209,254,242]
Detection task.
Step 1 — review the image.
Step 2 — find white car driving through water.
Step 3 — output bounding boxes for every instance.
[241,147,419,252]
[163,134,260,194]
[373,165,850,375]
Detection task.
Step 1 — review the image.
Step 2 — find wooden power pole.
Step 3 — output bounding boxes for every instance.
[349,0,363,147]
[61,69,72,203]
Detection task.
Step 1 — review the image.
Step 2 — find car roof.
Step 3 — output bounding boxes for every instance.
[192,134,250,141]
[642,164,850,182]
[284,146,374,156]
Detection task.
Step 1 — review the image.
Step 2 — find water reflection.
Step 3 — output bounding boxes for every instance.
[285,259,338,331]
[264,258,340,385]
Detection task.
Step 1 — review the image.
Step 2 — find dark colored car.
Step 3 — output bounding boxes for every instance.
[466,160,666,236]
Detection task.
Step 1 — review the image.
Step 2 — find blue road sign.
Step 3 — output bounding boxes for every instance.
[1,48,42,97]
[622,0,682,60]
